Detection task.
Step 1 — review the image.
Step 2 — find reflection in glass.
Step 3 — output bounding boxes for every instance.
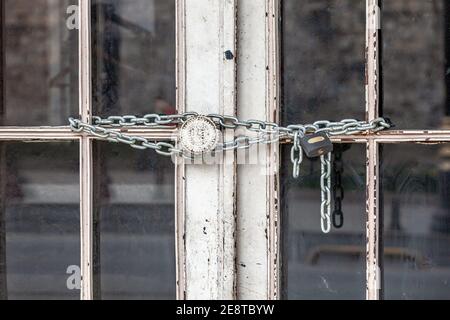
[282,0,365,125]
[0,143,80,300]
[281,144,366,300]
[382,144,450,299]
[93,142,175,300]
[92,0,176,117]
[2,0,79,126]
[382,0,447,129]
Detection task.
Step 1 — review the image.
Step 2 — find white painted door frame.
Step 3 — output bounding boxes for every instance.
[175,0,280,300]
[236,0,280,300]
[74,0,278,300]
[176,0,238,300]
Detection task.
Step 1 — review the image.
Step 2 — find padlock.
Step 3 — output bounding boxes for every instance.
[300,132,333,158]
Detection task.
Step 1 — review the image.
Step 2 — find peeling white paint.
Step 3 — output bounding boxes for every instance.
[181,0,237,300]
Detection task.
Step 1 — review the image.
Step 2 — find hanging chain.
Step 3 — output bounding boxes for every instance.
[69,113,393,234]
[332,145,348,229]
[320,153,332,234]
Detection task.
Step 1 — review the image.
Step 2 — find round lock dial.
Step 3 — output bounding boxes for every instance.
[179,116,220,155]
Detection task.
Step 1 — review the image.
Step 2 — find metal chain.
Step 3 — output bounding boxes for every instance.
[320,153,332,234]
[206,114,392,138]
[283,118,391,178]
[69,117,184,156]
[69,113,286,156]
[332,145,348,229]
[69,113,393,235]
[91,113,196,127]
[70,113,391,156]
[290,131,303,179]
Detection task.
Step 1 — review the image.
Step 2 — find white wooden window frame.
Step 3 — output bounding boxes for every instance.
[1,0,450,301]
[271,0,450,301]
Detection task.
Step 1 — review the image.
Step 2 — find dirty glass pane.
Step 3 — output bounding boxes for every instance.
[381,144,450,300]
[282,0,366,126]
[0,142,80,300]
[92,0,176,117]
[93,142,175,300]
[382,0,448,129]
[2,0,79,126]
[281,144,366,300]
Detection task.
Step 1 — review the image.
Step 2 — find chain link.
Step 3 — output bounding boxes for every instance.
[69,113,393,235]
[204,115,392,179]
[290,131,303,179]
[320,153,332,234]
[91,113,199,127]
[70,113,289,157]
[69,117,184,156]
[70,113,392,157]
[332,145,348,229]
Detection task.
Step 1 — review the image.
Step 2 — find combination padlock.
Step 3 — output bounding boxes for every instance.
[300,132,333,158]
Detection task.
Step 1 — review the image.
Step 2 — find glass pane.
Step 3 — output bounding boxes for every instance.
[382,0,448,129]
[93,142,175,300]
[381,144,450,299]
[0,142,80,300]
[282,0,366,126]
[92,0,176,117]
[281,144,366,300]
[2,0,79,126]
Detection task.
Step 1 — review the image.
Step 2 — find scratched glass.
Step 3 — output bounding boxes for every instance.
[93,142,175,300]
[92,0,176,117]
[281,144,366,300]
[282,0,366,126]
[1,0,79,126]
[0,142,80,300]
[382,0,448,129]
[381,144,450,299]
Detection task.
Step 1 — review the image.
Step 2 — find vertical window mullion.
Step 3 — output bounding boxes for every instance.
[267,0,281,300]
[179,0,237,300]
[0,0,6,300]
[0,0,3,124]
[175,0,186,300]
[79,0,94,300]
[365,0,382,300]
[366,140,382,299]
[0,146,6,300]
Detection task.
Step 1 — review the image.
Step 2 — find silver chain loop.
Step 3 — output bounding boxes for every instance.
[320,153,332,234]
[69,113,392,234]
[70,113,392,156]
[69,117,184,156]
[290,131,303,179]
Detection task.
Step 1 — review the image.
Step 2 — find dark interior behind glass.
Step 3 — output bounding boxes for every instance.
[382,0,449,130]
[2,0,79,126]
[92,142,175,300]
[381,144,450,299]
[282,0,366,126]
[281,0,367,299]
[92,0,176,118]
[0,142,80,300]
